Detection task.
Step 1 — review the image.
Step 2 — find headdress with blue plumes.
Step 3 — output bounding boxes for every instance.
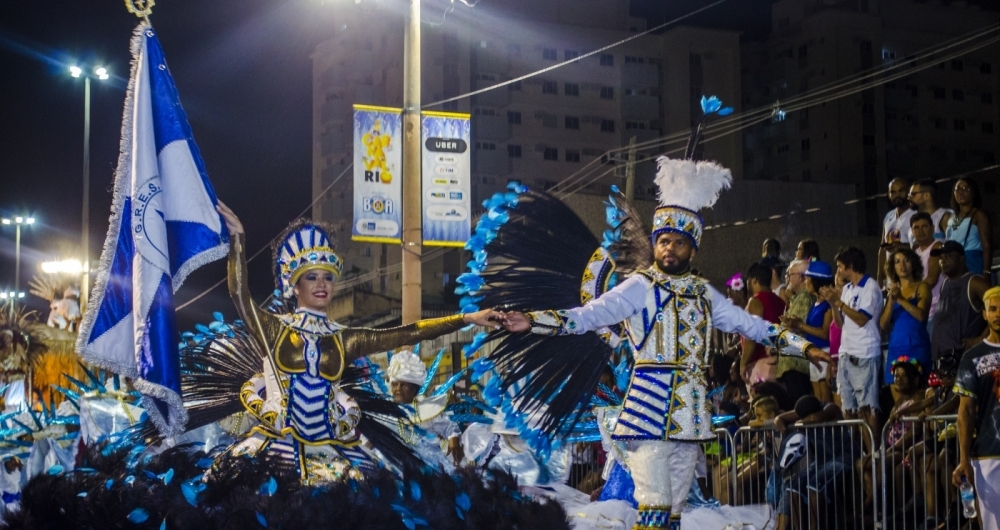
[650,95,734,249]
[272,219,344,300]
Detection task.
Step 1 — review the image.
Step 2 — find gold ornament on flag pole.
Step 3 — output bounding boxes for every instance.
[125,0,154,21]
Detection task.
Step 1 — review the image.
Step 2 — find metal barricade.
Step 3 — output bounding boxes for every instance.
[724,420,877,530]
[880,414,962,530]
[706,427,737,505]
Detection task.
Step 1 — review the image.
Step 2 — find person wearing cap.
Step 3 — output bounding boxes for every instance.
[782,260,836,403]
[386,350,464,471]
[952,286,1000,530]
[930,241,989,363]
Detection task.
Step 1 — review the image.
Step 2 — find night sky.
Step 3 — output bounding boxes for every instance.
[2,0,995,331]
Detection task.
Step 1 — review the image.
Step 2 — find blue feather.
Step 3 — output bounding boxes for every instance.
[127,508,149,523]
[431,367,468,397]
[718,107,734,116]
[256,513,267,527]
[418,348,447,396]
[261,476,277,496]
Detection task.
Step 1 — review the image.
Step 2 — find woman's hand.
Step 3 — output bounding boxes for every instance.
[462,309,504,329]
[216,201,244,234]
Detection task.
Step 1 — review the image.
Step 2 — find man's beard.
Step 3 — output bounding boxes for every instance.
[657,257,691,275]
[909,200,920,211]
[891,197,908,209]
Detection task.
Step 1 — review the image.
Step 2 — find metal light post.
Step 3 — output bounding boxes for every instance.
[69,64,109,311]
[401,0,422,325]
[2,216,35,296]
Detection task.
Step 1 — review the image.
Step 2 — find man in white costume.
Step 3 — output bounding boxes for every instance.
[386,350,463,471]
[501,157,831,530]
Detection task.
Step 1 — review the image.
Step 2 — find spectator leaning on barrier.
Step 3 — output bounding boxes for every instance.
[880,246,933,383]
[821,247,883,443]
[782,260,835,403]
[911,212,945,334]
[879,177,915,287]
[908,179,953,242]
[740,262,787,389]
[931,241,989,362]
[943,177,992,281]
[952,286,1000,530]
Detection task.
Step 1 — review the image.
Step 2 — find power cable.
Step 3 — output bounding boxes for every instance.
[422,0,728,109]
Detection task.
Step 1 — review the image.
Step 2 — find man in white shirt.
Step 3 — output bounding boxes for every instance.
[820,246,883,443]
[908,179,952,242]
[878,177,914,287]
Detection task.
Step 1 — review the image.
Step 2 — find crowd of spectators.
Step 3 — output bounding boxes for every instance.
[704,176,996,530]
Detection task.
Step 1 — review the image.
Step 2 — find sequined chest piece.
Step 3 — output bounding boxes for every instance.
[626,270,712,366]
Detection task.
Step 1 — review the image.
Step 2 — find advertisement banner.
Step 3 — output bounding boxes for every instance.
[352,105,403,243]
[421,111,471,247]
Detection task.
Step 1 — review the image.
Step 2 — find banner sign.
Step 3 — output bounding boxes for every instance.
[352,105,403,243]
[421,111,471,247]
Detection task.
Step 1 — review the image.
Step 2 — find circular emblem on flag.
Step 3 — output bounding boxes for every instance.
[132,178,169,268]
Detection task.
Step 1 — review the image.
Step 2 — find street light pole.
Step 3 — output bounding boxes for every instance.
[3,217,34,297]
[82,75,91,311]
[401,0,422,325]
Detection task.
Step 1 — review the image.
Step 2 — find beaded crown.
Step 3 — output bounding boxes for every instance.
[275,223,344,299]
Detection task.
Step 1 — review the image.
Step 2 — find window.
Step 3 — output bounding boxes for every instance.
[474,142,496,150]
[882,49,896,60]
[982,62,993,74]
[624,56,644,64]
[933,87,946,100]
[954,119,966,131]
[777,144,790,153]
[600,86,615,100]
[507,111,521,124]
[475,73,497,82]
[543,148,558,160]
[801,138,811,151]
[565,83,580,96]
[802,169,812,182]
[600,53,614,66]
[542,114,557,128]
[951,59,963,71]
[953,89,965,101]
[474,108,496,116]
[863,135,875,146]
[777,17,789,28]
[564,50,579,61]
[565,149,580,162]
[983,93,993,104]
[542,81,557,94]
[565,116,580,129]
[933,117,946,130]
[600,119,615,133]
[508,81,522,91]
[508,144,522,158]
[984,122,995,134]
[625,121,647,130]
[862,102,875,115]
[543,48,557,61]
[582,148,602,157]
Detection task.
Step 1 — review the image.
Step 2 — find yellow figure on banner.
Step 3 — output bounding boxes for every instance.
[362,119,393,184]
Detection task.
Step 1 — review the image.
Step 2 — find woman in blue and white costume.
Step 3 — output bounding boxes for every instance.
[216,205,500,483]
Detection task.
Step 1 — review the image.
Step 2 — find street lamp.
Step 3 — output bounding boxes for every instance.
[41,259,84,274]
[1,216,35,295]
[69,64,110,309]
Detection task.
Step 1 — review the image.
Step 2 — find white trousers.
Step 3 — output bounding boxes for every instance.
[627,440,701,517]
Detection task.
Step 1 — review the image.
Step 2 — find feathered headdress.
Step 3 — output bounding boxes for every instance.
[651,95,734,249]
[272,219,344,299]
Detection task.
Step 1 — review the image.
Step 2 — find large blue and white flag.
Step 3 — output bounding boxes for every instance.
[77,24,229,436]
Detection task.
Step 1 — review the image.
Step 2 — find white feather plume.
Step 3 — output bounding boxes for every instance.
[654,157,732,211]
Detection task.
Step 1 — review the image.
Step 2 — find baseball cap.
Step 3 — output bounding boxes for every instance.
[929,240,965,257]
[804,260,834,279]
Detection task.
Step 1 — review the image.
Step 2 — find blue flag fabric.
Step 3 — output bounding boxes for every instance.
[77,24,229,436]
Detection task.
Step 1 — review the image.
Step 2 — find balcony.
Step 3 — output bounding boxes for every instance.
[622,94,660,120]
[622,62,659,88]
[473,149,510,175]
[473,114,510,141]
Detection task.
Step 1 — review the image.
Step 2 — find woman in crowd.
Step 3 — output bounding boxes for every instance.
[943,177,992,280]
[880,247,933,384]
[781,260,835,403]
